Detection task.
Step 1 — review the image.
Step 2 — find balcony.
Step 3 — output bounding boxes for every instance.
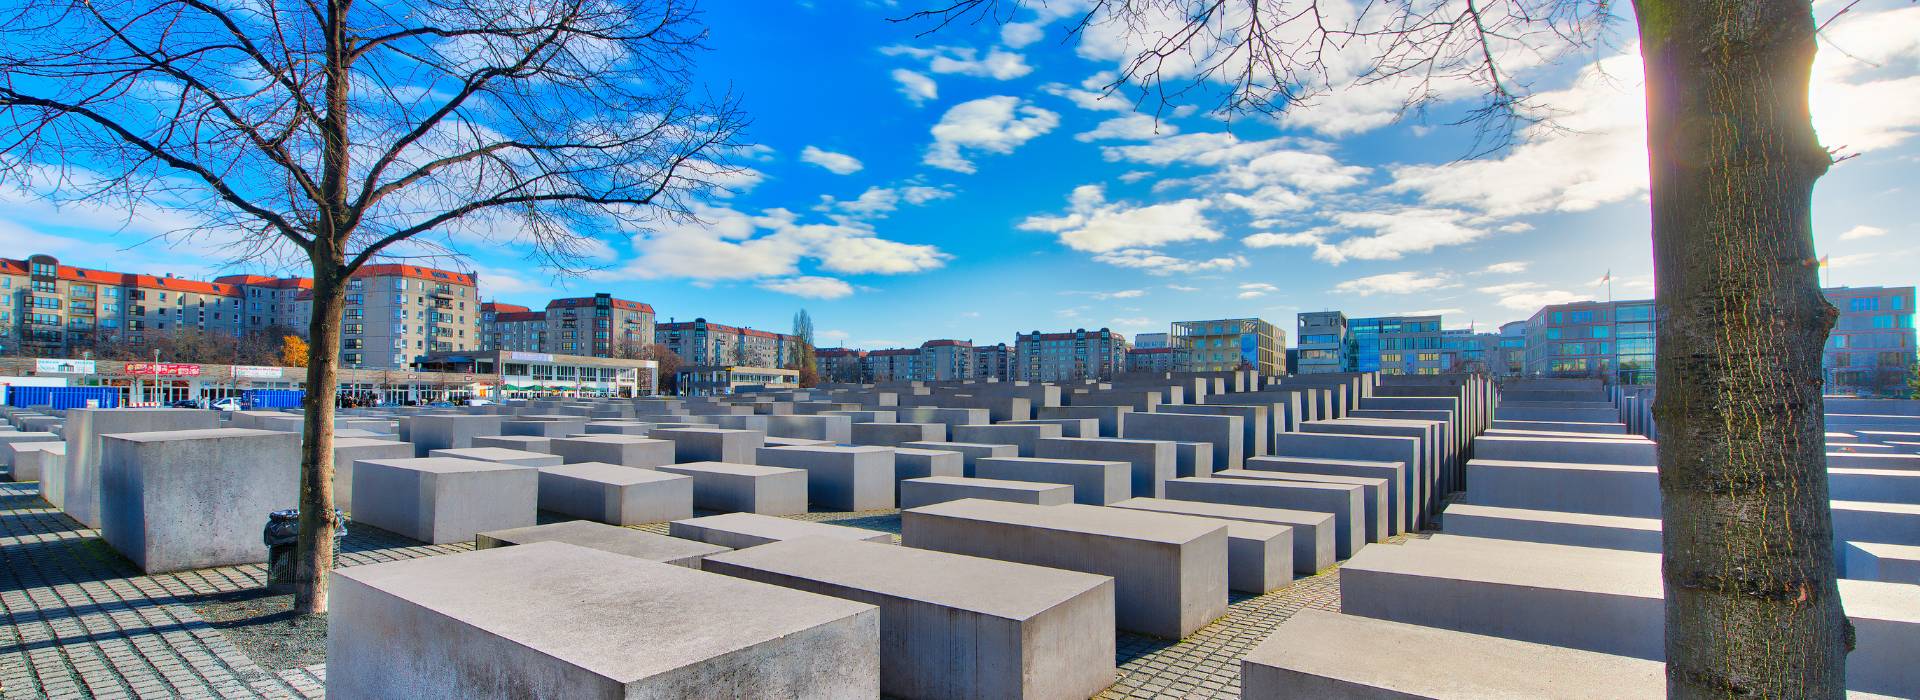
[429,286,455,297]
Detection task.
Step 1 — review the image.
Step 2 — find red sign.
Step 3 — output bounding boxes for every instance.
[125,362,203,377]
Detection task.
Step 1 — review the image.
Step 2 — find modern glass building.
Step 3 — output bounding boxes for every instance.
[1348,315,1445,375]
[1824,286,1917,396]
[1523,298,1657,384]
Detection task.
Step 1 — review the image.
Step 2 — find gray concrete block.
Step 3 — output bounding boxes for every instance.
[9,441,64,483]
[502,418,589,437]
[548,435,676,468]
[99,428,298,573]
[1034,405,1130,437]
[475,520,724,568]
[899,476,1073,509]
[1156,404,1267,458]
[754,445,897,511]
[537,462,694,525]
[406,414,507,456]
[1214,469,1389,542]
[900,441,1017,476]
[1844,542,1920,584]
[704,537,1115,700]
[327,541,879,698]
[1036,437,1176,500]
[1270,432,1425,528]
[890,448,964,500]
[974,456,1131,505]
[850,421,945,447]
[1165,477,1365,558]
[669,512,892,549]
[1441,503,1662,553]
[330,438,418,512]
[1246,456,1407,537]
[351,457,538,544]
[1462,459,1658,518]
[429,447,564,468]
[650,427,764,464]
[1125,412,1243,470]
[1241,609,1665,700]
[1474,434,1656,466]
[1109,497,1333,574]
[902,499,1229,638]
[1000,418,1100,438]
[653,462,808,515]
[951,423,1063,458]
[1173,442,1213,479]
[63,408,220,528]
[765,415,854,444]
[469,435,552,454]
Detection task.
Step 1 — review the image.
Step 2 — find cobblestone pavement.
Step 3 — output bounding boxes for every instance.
[2,480,1408,699]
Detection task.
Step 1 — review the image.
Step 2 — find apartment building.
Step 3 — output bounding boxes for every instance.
[972,343,1013,381]
[1824,285,1917,396]
[861,348,919,382]
[1522,299,1657,384]
[1013,328,1128,382]
[1133,332,1170,349]
[655,318,802,369]
[300,264,482,370]
[1125,347,1185,374]
[1294,311,1351,374]
[480,302,543,352]
[816,347,868,383]
[1172,318,1284,375]
[1349,314,1447,375]
[542,294,656,357]
[2,254,251,357]
[918,340,974,381]
[213,274,313,333]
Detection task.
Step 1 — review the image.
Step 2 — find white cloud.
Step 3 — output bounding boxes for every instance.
[1100,133,1369,196]
[1483,261,1530,274]
[891,69,939,105]
[1477,280,1589,310]
[1332,271,1456,296]
[1093,289,1146,300]
[883,45,1033,80]
[1118,170,1154,183]
[1041,80,1132,112]
[1308,208,1493,264]
[800,146,864,175]
[1237,282,1280,299]
[1092,249,1247,275]
[1076,114,1175,142]
[1166,284,1200,292]
[1109,316,1153,328]
[1002,22,1045,49]
[759,276,855,299]
[817,185,954,220]
[1019,184,1220,252]
[817,329,852,343]
[925,96,1060,173]
[1218,186,1312,217]
[1838,225,1888,241]
[623,202,948,281]
[1242,231,1323,249]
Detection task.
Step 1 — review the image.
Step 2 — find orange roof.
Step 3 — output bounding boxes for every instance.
[354,263,476,286]
[213,274,312,289]
[0,257,244,296]
[482,301,531,313]
[546,296,656,314]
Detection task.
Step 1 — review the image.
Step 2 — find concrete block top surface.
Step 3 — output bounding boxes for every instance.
[429,447,556,462]
[705,536,1111,619]
[99,427,290,443]
[762,444,894,456]
[555,435,671,445]
[907,499,1224,545]
[537,462,684,484]
[659,461,800,477]
[1246,609,1664,699]
[356,457,535,475]
[1350,537,1661,598]
[477,520,726,561]
[1470,458,1655,475]
[1443,504,1659,531]
[673,512,890,542]
[893,448,961,458]
[1111,497,1334,526]
[1249,455,1404,468]
[907,475,1070,492]
[332,541,873,683]
[651,427,759,436]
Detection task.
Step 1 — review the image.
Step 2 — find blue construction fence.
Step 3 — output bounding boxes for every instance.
[244,389,306,409]
[3,386,121,410]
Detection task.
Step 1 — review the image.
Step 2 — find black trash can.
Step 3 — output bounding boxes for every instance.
[264,509,349,593]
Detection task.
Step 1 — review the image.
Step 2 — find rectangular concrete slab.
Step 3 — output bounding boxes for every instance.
[1245,456,1406,536]
[1124,412,1243,470]
[653,461,808,515]
[850,421,944,447]
[469,435,553,454]
[1109,497,1333,574]
[1036,437,1176,500]
[351,457,538,545]
[537,462,694,525]
[901,441,1017,476]
[1214,469,1390,542]
[669,512,893,549]
[951,423,1064,458]
[428,447,564,467]
[650,427,764,464]
[63,408,221,528]
[327,541,879,698]
[406,414,507,456]
[902,499,1229,639]
[703,537,1116,700]
[899,476,1075,509]
[99,428,298,573]
[1165,477,1364,558]
[974,456,1132,505]
[890,448,964,500]
[475,520,727,568]
[754,445,897,511]
[548,435,676,468]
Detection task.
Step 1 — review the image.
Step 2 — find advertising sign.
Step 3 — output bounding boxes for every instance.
[125,362,203,377]
[233,365,282,379]
[508,351,554,363]
[36,359,96,374]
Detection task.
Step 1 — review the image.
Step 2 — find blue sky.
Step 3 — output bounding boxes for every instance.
[4,0,1916,350]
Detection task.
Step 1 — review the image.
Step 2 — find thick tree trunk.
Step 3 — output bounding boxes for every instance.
[293,263,348,615]
[1636,1,1848,696]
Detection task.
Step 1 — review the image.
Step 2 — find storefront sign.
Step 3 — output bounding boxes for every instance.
[233,365,282,379]
[508,351,554,362]
[125,362,202,377]
[36,359,96,374]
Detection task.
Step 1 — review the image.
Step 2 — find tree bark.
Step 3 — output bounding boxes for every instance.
[293,263,347,615]
[1636,1,1848,696]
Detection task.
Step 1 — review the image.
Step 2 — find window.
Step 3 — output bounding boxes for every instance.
[1568,311,1596,323]
[1850,297,1879,312]
[1592,326,1610,338]
[345,293,364,305]
[31,280,55,293]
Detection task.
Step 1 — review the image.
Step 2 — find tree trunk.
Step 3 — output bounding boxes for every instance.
[293,263,348,616]
[1636,1,1848,696]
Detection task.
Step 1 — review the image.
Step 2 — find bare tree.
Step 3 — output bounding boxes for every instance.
[904,0,1848,695]
[1,0,745,615]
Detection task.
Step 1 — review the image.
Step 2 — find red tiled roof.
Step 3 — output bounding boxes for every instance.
[0,257,244,296]
[212,274,312,289]
[482,301,531,313]
[817,348,866,358]
[546,296,656,314]
[922,339,973,348]
[355,263,476,286]
[867,348,918,357]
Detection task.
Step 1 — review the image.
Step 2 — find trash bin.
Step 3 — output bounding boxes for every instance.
[264,508,349,593]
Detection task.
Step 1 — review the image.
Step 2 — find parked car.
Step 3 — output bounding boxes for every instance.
[464,398,494,406]
[210,397,244,412]
[165,399,202,409]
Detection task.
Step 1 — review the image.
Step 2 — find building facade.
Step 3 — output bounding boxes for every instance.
[1171,318,1284,375]
[1824,285,1917,396]
[1295,311,1351,374]
[1496,321,1527,377]
[3,254,258,358]
[861,348,919,382]
[1522,299,1656,384]
[816,347,868,383]
[479,302,538,352]
[303,264,481,370]
[1349,314,1446,375]
[542,294,655,358]
[972,343,1013,381]
[1013,328,1128,382]
[1133,332,1170,349]
[654,318,802,369]
[1125,347,1184,374]
[918,340,974,381]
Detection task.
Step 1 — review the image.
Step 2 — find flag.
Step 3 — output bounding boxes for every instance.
[1819,255,1830,268]
[1600,269,1611,284]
